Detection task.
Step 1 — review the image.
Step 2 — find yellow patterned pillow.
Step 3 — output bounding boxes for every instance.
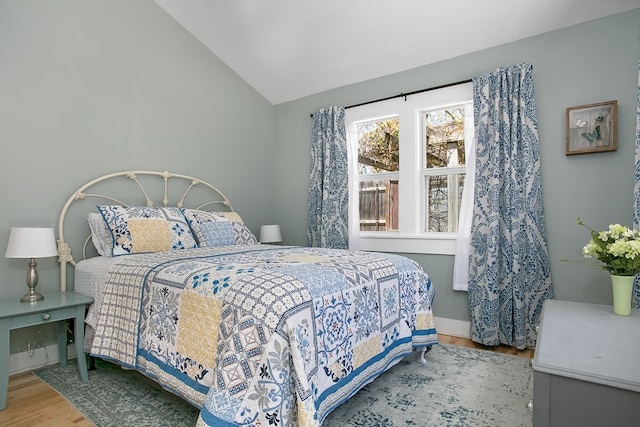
[128,219,173,253]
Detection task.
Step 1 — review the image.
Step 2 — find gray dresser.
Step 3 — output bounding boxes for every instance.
[532,299,640,427]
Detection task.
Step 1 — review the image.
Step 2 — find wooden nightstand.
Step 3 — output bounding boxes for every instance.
[0,292,93,410]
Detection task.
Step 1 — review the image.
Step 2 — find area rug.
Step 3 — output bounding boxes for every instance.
[34,343,533,426]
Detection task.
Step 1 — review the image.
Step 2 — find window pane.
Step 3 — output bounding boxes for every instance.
[357,118,399,174]
[359,179,398,231]
[357,117,399,232]
[424,107,465,168]
[425,174,465,232]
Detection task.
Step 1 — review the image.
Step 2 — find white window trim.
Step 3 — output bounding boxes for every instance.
[359,232,457,255]
[346,82,473,255]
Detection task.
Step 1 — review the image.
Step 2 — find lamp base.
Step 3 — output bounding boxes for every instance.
[21,257,44,303]
[21,289,44,303]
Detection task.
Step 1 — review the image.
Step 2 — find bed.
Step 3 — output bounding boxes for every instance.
[57,170,438,426]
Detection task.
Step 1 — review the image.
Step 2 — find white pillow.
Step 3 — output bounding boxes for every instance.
[87,212,113,257]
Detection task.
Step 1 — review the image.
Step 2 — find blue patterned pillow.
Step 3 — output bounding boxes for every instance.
[97,206,198,256]
[181,209,258,247]
[198,221,235,246]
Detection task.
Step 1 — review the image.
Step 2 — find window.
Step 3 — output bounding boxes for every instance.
[345,83,473,254]
[356,117,399,232]
[423,106,467,233]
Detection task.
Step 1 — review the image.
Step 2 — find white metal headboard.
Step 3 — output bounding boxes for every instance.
[57,170,233,292]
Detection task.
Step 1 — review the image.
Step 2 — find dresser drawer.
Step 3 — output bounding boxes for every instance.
[8,306,78,329]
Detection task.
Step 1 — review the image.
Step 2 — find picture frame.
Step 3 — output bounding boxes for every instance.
[565,100,617,155]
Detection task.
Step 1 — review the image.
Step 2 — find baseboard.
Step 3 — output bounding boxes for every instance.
[9,342,78,376]
[434,316,471,339]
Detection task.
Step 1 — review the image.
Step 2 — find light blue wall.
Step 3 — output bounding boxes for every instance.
[273,9,640,322]
[2,1,639,355]
[0,1,276,352]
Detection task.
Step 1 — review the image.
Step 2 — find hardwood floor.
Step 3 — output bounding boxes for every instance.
[0,334,534,426]
[0,372,93,427]
[438,334,535,359]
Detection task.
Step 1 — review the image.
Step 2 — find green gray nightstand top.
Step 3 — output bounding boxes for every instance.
[533,299,640,392]
[0,292,93,319]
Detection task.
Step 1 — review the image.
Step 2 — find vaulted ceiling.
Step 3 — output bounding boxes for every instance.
[155,0,640,105]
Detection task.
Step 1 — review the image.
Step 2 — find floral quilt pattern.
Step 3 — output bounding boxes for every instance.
[89,245,437,427]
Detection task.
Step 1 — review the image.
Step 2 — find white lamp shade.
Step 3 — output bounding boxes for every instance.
[260,224,282,243]
[5,227,58,259]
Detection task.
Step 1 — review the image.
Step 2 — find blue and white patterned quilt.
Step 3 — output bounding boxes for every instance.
[89,245,437,426]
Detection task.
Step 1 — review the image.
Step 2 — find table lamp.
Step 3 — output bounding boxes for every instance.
[259,224,282,244]
[5,227,58,303]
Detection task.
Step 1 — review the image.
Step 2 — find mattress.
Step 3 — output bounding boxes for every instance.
[74,255,128,327]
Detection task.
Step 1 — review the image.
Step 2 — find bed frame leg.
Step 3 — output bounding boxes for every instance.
[415,346,430,365]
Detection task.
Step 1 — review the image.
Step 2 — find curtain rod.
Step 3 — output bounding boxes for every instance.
[345,78,472,109]
[310,77,472,117]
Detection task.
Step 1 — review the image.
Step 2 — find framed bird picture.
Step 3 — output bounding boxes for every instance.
[566,100,617,155]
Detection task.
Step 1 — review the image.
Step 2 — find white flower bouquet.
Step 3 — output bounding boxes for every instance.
[578,217,640,276]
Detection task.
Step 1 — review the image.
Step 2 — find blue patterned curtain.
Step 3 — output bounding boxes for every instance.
[468,63,553,349]
[633,54,640,308]
[307,106,349,249]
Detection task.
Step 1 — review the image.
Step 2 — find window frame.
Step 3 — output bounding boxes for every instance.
[345,82,473,255]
